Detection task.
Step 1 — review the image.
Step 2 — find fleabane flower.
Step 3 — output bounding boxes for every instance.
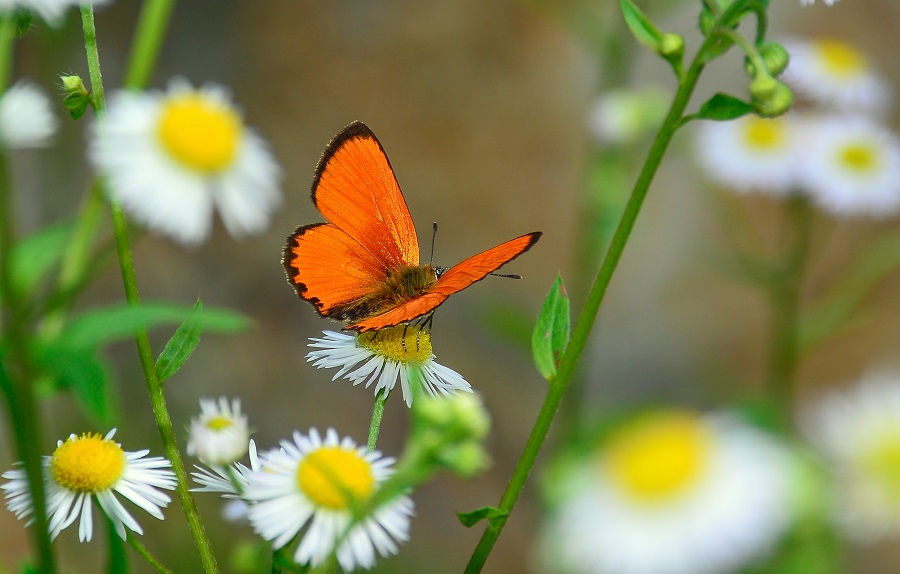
[695,114,802,195]
[192,439,260,522]
[805,373,900,542]
[540,410,793,574]
[307,325,471,407]
[0,0,111,26]
[244,428,414,572]
[799,116,900,217]
[0,81,58,149]
[90,79,282,245]
[186,397,250,466]
[783,38,889,113]
[1,429,176,542]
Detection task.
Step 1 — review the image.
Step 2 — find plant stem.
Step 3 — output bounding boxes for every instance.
[765,194,812,428]
[128,535,174,574]
[367,392,389,451]
[80,6,220,574]
[464,36,714,574]
[123,0,175,90]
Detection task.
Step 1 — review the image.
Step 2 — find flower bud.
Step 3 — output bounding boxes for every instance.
[750,75,794,117]
[659,33,685,61]
[60,74,91,120]
[746,42,790,78]
[411,392,491,479]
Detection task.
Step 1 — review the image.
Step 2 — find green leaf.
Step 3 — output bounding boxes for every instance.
[619,0,663,50]
[30,342,111,424]
[694,93,754,122]
[61,301,249,349]
[8,220,75,298]
[531,276,570,381]
[457,506,507,528]
[156,299,204,383]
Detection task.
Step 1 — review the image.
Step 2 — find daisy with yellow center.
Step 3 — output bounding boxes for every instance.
[244,428,414,572]
[695,114,802,195]
[186,397,251,467]
[783,38,889,112]
[541,410,792,574]
[307,326,471,407]
[799,116,900,217]
[805,373,900,542]
[1,429,176,542]
[0,81,58,149]
[89,79,282,245]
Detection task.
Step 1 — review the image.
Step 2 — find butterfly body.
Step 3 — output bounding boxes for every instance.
[284,121,541,332]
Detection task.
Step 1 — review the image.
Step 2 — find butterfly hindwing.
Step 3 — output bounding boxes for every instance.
[349,232,542,331]
[312,121,420,271]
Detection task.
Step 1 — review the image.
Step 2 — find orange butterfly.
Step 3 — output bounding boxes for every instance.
[283,121,541,332]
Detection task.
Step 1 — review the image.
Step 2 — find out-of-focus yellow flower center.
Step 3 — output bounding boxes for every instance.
[838,143,879,173]
[358,324,432,364]
[50,433,126,493]
[859,431,900,503]
[205,415,234,432]
[297,447,375,510]
[742,117,786,150]
[603,411,711,503]
[815,40,867,78]
[157,93,242,173]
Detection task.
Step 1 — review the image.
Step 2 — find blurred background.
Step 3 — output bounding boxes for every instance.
[2,0,900,572]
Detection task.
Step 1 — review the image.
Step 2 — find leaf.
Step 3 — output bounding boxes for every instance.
[531,276,571,381]
[30,342,111,424]
[8,220,75,298]
[156,299,204,383]
[457,506,507,528]
[694,93,754,122]
[619,0,663,51]
[61,301,249,349]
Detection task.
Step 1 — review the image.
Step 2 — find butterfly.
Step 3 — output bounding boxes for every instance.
[283,121,541,332]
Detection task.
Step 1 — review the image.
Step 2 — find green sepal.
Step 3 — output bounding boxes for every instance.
[60,301,249,349]
[531,275,570,381]
[155,299,204,383]
[690,93,754,123]
[457,506,507,528]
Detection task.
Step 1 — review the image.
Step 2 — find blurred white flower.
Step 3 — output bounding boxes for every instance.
[0,81,58,149]
[805,373,900,542]
[783,38,889,113]
[695,114,802,195]
[799,116,900,217]
[0,0,111,26]
[90,79,282,245]
[800,0,839,5]
[587,87,668,145]
[540,410,793,574]
[186,397,250,467]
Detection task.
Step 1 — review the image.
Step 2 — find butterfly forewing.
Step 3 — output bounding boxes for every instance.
[312,121,420,271]
[349,232,542,331]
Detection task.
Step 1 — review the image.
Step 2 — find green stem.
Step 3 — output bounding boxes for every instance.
[123,0,176,90]
[79,6,219,574]
[367,392,389,451]
[464,35,715,574]
[127,535,174,574]
[765,194,812,428]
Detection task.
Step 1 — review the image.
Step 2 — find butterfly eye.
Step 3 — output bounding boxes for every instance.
[434,266,449,279]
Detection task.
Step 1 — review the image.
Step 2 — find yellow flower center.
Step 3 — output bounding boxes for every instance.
[297,447,375,510]
[358,324,432,364]
[50,433,126,494]
[838,142,879,173]
[859,431,900,503]
[205,415,234,432]
[603,411,711,503]
[742,117,786,151]
[815,40,867,78]
[157,93,242,173]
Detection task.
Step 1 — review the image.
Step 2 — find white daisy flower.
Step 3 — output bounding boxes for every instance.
[90,79,282,245]
[695,114,802,195]
[0,0,111,26]
[192,440,259,523]
[186,397,250,467]
[244,428,414,572]
[1,429,177,542]
[783,38,889,113]
[540,410,793,574]
[799,116,900,217]
[307,325,472,407]
[804,373,900,542]
[0,81,58,149]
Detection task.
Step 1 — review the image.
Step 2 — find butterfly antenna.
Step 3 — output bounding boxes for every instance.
[489,272,522,280]
[430,222,438,266]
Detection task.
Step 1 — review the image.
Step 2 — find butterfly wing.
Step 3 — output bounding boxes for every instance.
[349,231,542,331]
[284,122,420,319]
